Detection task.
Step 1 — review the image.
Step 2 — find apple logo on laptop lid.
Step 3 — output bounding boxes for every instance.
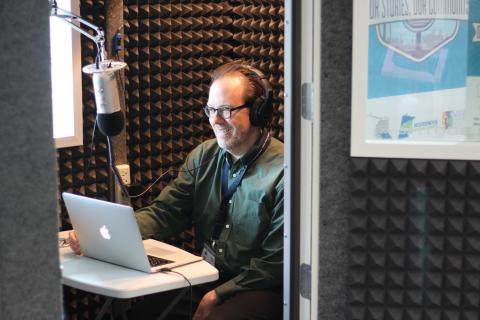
[99,225,111,240]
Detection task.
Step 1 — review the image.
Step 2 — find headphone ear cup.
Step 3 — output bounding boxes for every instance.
[260,84,273,126]
[249,79,272,127]
[249,96,264,127]
[243,66,273,127]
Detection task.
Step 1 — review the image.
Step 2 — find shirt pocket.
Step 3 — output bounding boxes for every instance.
[231,199,268,248]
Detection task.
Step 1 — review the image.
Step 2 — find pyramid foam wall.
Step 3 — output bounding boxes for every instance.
[349,158,480,320]
[123,0,284,209]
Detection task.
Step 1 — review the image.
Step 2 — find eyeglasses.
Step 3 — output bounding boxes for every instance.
[203,104,249,119]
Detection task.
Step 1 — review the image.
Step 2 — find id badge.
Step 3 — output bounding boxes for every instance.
[201,243,215,266]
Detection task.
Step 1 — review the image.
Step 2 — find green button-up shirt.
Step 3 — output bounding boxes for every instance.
[135,131,284,300]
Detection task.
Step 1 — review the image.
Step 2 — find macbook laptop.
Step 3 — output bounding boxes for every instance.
[62,192,202,273]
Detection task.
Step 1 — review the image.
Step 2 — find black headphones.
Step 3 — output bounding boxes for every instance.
[241,65,273,128]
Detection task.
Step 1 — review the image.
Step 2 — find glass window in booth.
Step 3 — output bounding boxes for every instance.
[50,0,83,148]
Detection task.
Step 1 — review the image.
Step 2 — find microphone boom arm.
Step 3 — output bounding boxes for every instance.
[49,0,127,135]
[50,3,107,62]
[49,1,130,201]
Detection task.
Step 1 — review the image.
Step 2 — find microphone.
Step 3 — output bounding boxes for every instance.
[92,71,124,136]
[83,61,127,136]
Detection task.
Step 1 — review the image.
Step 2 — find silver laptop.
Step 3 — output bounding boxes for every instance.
[62,192,202,273]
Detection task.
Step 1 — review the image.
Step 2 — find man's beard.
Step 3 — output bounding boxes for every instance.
[214,124,240,151]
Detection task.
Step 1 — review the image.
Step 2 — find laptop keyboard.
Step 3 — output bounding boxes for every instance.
[147,255,173,267]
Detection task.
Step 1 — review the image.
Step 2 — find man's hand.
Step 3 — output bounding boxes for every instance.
[193,290,219,320]
[68,230,83,255]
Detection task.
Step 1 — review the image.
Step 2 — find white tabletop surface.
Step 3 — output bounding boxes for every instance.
[59,231,219,299]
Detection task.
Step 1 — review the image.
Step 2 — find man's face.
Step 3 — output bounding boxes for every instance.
[207,74,257,156]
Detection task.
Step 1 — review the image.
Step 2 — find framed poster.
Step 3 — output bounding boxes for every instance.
[351,0,480,160]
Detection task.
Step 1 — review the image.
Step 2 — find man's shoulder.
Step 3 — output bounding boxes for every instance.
[252,136,284,180]
[264,137,284,163]
[188,138,220,160]
[202,138,219,149]
[269,137,284,154]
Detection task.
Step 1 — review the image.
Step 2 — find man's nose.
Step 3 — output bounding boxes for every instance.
[211,111,225,124]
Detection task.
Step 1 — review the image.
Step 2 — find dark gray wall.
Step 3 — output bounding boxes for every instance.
[319,0,352,319]
[318,2,480,320]
[0,1,62,319]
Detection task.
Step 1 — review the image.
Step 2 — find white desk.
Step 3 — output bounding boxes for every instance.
[59,231,218,318]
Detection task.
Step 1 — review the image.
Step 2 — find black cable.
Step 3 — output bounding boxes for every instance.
[127,148,221,199]
[160,268,193,320]
[106,128,268,201]
[106,136,130,199]
[125,130,267,200]
[84,118,98,177]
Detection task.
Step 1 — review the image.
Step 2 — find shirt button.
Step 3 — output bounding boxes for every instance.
[219,249,223,253]
[225,224,230,229]
[232,173,237,178]
[228,199,232,204]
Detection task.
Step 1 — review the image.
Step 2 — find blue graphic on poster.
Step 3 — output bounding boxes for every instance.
[366,0,480,142]
[368,21,467,98]
[398,114,415,139]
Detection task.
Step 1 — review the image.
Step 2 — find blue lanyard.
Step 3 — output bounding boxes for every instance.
[210,133,271,242]
[211,161,247,241]
[221,161,247,206]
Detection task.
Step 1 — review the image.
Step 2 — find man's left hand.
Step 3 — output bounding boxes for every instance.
[193,290,219,320]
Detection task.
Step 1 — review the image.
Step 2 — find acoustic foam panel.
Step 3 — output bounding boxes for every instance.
[230,1,285,141]
[349,158,480,320]
[123,0,285,210]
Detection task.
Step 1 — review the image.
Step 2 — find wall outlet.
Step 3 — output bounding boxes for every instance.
[116,164,131,185]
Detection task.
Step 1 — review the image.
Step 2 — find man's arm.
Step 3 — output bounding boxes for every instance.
[135,153,197,240]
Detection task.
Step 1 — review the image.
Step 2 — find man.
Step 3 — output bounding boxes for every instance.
[70,61,284,319]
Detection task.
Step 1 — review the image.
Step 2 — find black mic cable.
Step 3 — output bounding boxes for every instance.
[105,127,215,204]
[106,136,130,199]
[106,147,221,200]
[159,268,193,320]
[107,130,269,200]
[126,148,221,199]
